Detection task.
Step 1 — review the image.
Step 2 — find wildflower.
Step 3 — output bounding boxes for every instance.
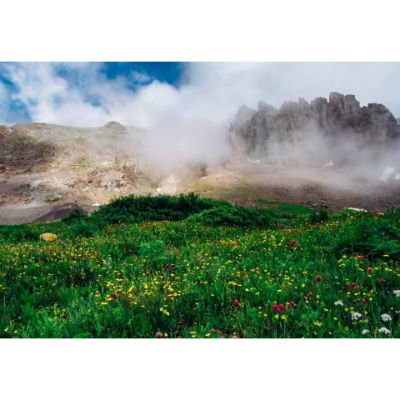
[171,266,177,271]
[160,307,170,316]
[307,291,313,298]
[155,331,163,338]
[334,300,343,306]
[313,321,322,327]
[351,312,362,321]
[316,275,323,282]
[289,240,296,247]
[232,299,240,307]
[288,301,296,308]
[379,278,385,284]
[360,298,366,304]
[378,327,391,335]
[393,290,400,297]
[361,329,370,335]
[163,264,170,269]
[210,328,217,333]
[367,267,373,273]
[381,314,392,322]
[273,304,285,313]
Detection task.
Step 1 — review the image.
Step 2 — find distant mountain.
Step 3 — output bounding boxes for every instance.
[230,92,400,157]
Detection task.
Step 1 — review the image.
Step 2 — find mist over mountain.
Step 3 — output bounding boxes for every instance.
[230,92,400,160]
[1,91,400,225]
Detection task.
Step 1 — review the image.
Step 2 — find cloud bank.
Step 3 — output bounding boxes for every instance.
[1,62,400,167]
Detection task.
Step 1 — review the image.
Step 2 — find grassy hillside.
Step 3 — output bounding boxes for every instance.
[0,194,399,338]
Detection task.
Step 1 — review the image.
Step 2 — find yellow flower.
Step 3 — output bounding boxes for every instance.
[160,307,170,317]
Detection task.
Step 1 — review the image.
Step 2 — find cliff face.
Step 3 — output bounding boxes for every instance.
[230,92,400,157]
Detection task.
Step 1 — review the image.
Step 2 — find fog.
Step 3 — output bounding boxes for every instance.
[2,62,400,180]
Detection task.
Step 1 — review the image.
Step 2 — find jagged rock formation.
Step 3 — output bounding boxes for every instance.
[230,92,400,157]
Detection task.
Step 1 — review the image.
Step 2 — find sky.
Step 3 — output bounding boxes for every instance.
[1,62,400,129]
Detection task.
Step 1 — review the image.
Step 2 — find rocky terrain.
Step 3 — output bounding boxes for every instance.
[230,92,400,158]
[1,92,400,224]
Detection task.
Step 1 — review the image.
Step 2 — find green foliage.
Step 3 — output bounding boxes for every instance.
[309,208,329,224]
[90,193,229,225]
[187,205,274,228]
[0,195,399,338]
[0,224,38,241]
[326,209,400,259]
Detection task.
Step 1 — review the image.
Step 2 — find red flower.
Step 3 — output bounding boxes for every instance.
[163,264,170,269]
[360,298,366,304]
[367,267,373,273]
[379,278,385,284]
[289,240,297,247]
[307,291,313,298]
[288,301,297,308]
[232,299,240,307]
[171,266,177,271]
[316,275,323,282]
[273,304,285,313]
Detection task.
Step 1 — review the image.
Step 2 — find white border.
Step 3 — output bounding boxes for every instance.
[0,339,399,399]
[1,1,399,399]
[0,0,400,61]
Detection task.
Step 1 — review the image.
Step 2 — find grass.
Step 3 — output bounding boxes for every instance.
[0,194,399,338]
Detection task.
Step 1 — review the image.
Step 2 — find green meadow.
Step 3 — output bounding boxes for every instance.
[0,194,399,338]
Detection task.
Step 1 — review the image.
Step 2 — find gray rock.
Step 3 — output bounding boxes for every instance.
[230,92,400,157]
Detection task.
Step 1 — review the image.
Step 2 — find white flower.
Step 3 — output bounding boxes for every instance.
[351,312,362,321]
[378,327,391,335]
[361,329,370,335]
[334,300,344,306]
[393,290,400,297]
[381,314,392,322]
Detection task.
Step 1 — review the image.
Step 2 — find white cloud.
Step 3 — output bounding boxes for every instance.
[2,62,400,167]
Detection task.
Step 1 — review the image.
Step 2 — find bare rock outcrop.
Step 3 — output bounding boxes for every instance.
[230,92,400,157]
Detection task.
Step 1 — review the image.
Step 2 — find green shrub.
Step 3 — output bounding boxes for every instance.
[327,209,400,259]
[309,208,329,224]
[188,205,274,228]
[90,193,229,225]
[0,224,37,242]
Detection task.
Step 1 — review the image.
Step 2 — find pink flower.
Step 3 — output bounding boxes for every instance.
[273,303,285,313]
[316,275,323,282]
[307,291,313,298]
[232,299,240,307]
[155,331,163,338]
[288,301,297,308]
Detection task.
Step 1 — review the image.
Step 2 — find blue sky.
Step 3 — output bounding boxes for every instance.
[1,62,400,128]
[0,62,186,124]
